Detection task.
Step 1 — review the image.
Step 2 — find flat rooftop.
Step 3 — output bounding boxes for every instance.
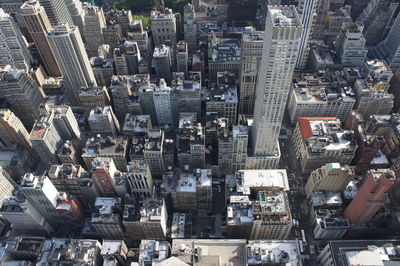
[269,6,301,27]
[236,169,289,194]
[247,240,301,265]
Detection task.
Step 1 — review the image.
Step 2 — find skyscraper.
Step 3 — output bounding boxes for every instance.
[48,24,97,105]
[38,0,73,26]
[20,0,62,77]
[251,6,302,167]
[83,4,106,57]
[0,66,46,130]
[0,9,33,70]
[296,0,318,69]
[0,109,33,150]
[0,166,17,207]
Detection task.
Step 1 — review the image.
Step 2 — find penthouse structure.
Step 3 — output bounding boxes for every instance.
[81,135,128,172]
[91,197,123,239]
[294,117,357,173]
[288,72,356,124]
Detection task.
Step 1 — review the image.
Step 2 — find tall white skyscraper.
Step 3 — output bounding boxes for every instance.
[251,6,302,167]
[48,24,97,105]
[296,0,318,69]
[0,9,33,70]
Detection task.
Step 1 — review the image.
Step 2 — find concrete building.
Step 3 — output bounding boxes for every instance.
[239,27,263,115]
[83,4,106,57]
[88,106,120,136]
[48,238,102,265]
[102,24,122,52]
[0,166,16,206]
[126,20,151,58]
[101,240,128,266]
[171,239,247,266]
[176,41,188,76]
[153,79,177,127]
[0,194,53,234]
[20,0,62,77]
[19,174,64,229]
[91,197,123,239]
[64,0,85,37]
[288,72,356,124]
[79,85,111,117]
[208,36,241,82]
[124,160,153,198]
[91,157,118,197]
[42,103,81,140]
[37,0,73,27]
[30,112,63,169]
[0,109,32,151]
[138,240,170,265]
[81,135,128,172]
[227,195,253,239]
[0,66,45,130]
[325,6,352,44]
[57,140,80,165]
[174,71,202,118]
[318,240,400,266]
[151,8,177,46]
[251,6,302,168]
[183,3,197,54]
[122,114,152,137]
[344,169,395,224]
[105,9,132,35]
[48,24,97,105]
[204,72,238,126]
[306,163,354,197]
[294,117,357,173]
[90,56,114,87]
[247,240,302,265]
[335,22,367,67]
[0,9,33,70]
[153,45,172,83]
[113,41,141,75]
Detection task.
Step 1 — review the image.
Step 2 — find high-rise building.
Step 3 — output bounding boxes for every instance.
[124,160,153,198]
[227,0,257,27]
[20,0,62,77]
[251,6,302,167]
[91,157,118,197]
[174,71,202,118]
[176,41,188,76]
[83,4,106,57]
[0,109,32,150]
[48,24,97,105]
[153,45,172,83]
[88,106,120,136]
[0,9,33,70]
[64,0,85,38]
[0,66,45,130]
[79,85,111,117]
[37,0,73,26]
[153,79,177,127]
[344,169,395,224]
[334,22,368,67]
[305,163,354,197]
[19,173,64,229]
[29,111,63,169]
[91,197,123,239]
[239,27,263,115]
[151,8,177,46]
[183,3,197,54]
[0,166,16,207]
[105,9,132,35]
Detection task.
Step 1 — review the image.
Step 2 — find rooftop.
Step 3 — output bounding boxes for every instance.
[247,240,301,265]
[311,191,343,207]
[236,169,289,194]
[82,135,127,158]
[139,240,169,265]
[227,195,253,225]
[91,197,121,224]
[171,213,186,239]
[139,198,165,222]
[101,240,124,256]
[123,114,151,135]
[269,6,301,27]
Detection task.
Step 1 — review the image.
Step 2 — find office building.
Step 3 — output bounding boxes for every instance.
[239,27,263,115]
[0,66,45,130]
[142,129,165,177]
[20,0,62,77]
[88,106,120,136]
[91,158,119,197]
[124,160,153,198]
[122,114,152,137]
[294,117,357,173]
[176,41,188,76]
[0,9,33,70]
[0,166,16,206]
[91,197,123,239]
[227,195,253,239]
[247,240,301,265]
[306,163,354,197]
[296,0,318,69]
[48,238,102,265]
[153,45,172,83]
[48,24,97,105]
[318,240,400,266]
[105,9,132,34]
[173,71,201,118]
[153,79,177,126]
[83,4,106,57]
[64,0,85,37]
[0,194,53,234]
[79,85,111,117]
[138,240,170,265]
[288,72,356,124]
[251,7,302,168]
[101,240,128,266]
[151,8,177,46]
[37,0,73,26]
[227,0,257,26]
[344,169,395,224]
[30,112,63,169]
[335,22,367,67]
[113,41,141,75]
[19,174,64,229]
[42,103,81,140]
[183,3,197,54]
[0,109,32,150]
[91,56,114,87]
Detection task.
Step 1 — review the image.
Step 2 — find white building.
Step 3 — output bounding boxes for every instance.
[251,6,302,168]
[48,24,97,105]
[37,0,73,26]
